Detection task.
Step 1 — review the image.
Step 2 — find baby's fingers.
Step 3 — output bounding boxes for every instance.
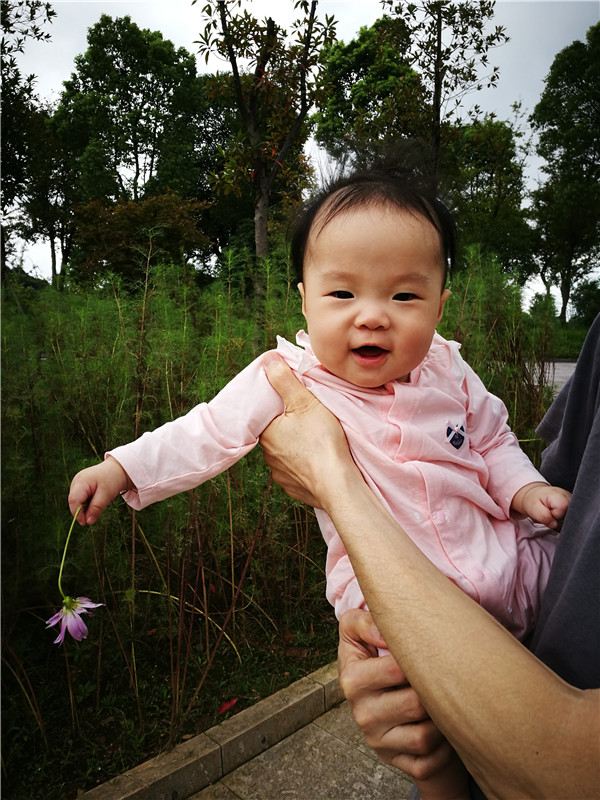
[553,493,570,516]
[68,474,95,525]
[538,489,571,530]
[549,493,571,525]
[68,459,130,525]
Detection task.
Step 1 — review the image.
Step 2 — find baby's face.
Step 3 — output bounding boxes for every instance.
[299,204,450,388]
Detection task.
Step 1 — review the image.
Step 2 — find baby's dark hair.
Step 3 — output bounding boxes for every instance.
[290,165,456,286]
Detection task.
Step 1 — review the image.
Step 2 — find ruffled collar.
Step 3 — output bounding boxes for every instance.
[275,330,456,391]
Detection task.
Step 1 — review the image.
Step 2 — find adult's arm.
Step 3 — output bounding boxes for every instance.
[259,355,599,800]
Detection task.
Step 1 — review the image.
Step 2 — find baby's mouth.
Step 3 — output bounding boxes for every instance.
[353,345,388,358]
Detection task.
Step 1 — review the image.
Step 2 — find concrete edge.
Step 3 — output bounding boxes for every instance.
[82,660,342,800]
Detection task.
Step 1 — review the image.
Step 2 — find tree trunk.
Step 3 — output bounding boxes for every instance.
[254,179,269,262]
[559,274,571,323]
[50,235,58,289]
[0,224,7,281]
[431,4,444,187]
[253,169,269,298]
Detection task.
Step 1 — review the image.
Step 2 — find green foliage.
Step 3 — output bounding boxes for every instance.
[55,15,203,203]
[551,321,593,360]
[312,8,532,274]
[529,22,600,320]
[531,21,600,172]
[0,0,56,210]
[569,278,600,327]
[380,0,508,114]
[313,17,427,164]
[380,0,509,175]
[444,115,533,273]
[529,291,557,320]
[17,16,237,287]
[71,192,212,285]
[0,0,56,274]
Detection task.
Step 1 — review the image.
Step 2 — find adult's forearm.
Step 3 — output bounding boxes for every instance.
[323,460,599,800]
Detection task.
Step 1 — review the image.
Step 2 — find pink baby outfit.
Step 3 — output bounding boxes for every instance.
[109,331,556,640]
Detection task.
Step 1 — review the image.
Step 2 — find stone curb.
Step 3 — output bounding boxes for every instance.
[82,661,343,800]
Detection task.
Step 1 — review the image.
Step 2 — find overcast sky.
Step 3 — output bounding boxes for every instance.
[14,0,600,283]
[19,0,599,116]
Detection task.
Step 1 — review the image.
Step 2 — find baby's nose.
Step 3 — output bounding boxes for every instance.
[355,302,389,329]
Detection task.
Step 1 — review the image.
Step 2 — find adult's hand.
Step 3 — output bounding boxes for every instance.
[338,609,458,781]
[260,353,357,508]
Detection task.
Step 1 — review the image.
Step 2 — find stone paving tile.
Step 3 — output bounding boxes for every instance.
[199,707,412,800]
[315,702,415,787]
[314,702,372,753]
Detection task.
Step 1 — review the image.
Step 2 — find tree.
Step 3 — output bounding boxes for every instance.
[143,71,252,260]
[54,15,204,203]
[313,17,428,165]
[444,113,533,272]
[529,22,600,321]
[569,278,600,327]
[0,0,55,274]
[20,105,78,287]
[24,16,231,284]
[380,0,508,181]
[313,11,529,271]
[529,174,599,322]
[196,0,337,264]
[201,69,308,260]
[70,192,211,285]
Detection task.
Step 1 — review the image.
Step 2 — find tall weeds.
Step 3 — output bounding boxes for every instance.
[2,248,555,798]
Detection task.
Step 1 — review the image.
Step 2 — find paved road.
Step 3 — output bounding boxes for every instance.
[551,361,577,393]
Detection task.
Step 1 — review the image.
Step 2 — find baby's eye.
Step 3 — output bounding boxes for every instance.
[394,292,418,302]
[329,290,354,299]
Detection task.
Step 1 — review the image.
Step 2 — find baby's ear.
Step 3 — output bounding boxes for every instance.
[438,288,451,322]
[298,283,307,316]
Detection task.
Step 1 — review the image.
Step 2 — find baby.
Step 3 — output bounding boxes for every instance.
[69,167,570,799]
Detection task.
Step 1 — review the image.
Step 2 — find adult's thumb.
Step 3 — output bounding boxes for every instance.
[263,353,313,410]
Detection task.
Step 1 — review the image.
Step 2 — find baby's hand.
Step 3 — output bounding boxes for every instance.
[512,481,571,530]
[68,457,132,525]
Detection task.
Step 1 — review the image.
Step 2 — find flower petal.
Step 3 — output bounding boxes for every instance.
[53,617,68,644]
[74,597,104,611]
[65,610,89,641]
[46,609,65,628]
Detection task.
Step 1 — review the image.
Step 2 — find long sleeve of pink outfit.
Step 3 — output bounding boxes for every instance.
[108,332,556,640]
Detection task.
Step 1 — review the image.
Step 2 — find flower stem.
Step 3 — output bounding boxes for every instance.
[58,506,82,600]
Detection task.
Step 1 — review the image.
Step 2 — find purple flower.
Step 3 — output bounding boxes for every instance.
[46,596,103,644]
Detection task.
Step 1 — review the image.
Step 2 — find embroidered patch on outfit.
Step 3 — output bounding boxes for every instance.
[446,422,466,449]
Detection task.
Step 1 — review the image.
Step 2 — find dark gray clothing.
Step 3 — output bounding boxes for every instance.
[529,314,600,689]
